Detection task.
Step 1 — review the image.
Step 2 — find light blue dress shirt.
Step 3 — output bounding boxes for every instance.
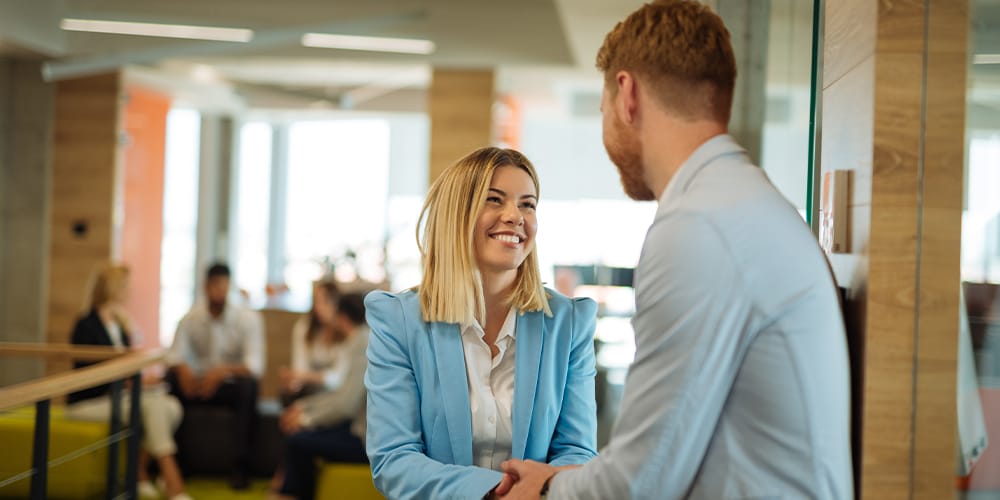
[551,135,853,499]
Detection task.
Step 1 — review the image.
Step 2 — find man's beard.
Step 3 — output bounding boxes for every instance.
[605,116,655,201]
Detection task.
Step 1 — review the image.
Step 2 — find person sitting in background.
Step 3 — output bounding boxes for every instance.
[270,279,342,491]
[166,262,265,490]
[275,293,371,500]
[67,262,191,500]
[279,280,344,405]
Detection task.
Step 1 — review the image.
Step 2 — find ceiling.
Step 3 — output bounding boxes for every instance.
[0,0,645,113]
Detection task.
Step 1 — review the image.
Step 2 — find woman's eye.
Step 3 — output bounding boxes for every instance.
[486,196,502,204]
[521,202,536,210]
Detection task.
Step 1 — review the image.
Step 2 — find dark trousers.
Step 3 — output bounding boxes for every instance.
[279,422,368,500]
[167,371,259,476]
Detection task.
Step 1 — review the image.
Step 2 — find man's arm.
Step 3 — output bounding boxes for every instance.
[242,309,266,377]
[547,213,754,499]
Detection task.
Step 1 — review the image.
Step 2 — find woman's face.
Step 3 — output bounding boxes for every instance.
[313,287,336,324]
[110,275,130,304]
[473,165,538,276]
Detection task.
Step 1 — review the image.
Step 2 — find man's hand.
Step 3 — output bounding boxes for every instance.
[497,460,557,499]
[486,473,516,499]
[198,367,227,399]
[498,461,581,499]
[280,403,306,435]
[174,365,200,400]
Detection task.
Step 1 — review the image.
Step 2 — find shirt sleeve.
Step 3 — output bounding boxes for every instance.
[242,309,266,377]
[301,331,366,428]
[322,347,351,390]
[549,212,755,499]
[166,313,193,369]
[290,317,309,373]
[547,297,599,466]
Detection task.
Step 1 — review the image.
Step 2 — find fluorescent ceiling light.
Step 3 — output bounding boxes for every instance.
[60,18,253,42]
[302,33,434,55]
[974,54,1000,65]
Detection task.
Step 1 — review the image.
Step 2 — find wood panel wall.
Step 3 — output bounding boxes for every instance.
[46,72,122,373]
[821,0,966,497]
[912,0,966,496]
[428,68,494,183]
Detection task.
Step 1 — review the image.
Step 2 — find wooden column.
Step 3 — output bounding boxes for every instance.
[46,72,123,372]
[821,0,966,497]
[427,68,494,183]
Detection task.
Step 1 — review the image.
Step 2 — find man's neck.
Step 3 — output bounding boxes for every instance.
[208,302,225,319]
[642,117,727,200]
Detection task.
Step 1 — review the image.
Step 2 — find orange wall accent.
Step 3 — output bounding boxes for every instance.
[121,86,170,348]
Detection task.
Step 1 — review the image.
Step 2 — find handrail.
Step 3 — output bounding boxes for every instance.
[0,342,124,361]
[0,347,165,412]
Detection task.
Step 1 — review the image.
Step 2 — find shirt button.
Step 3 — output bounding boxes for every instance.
[488,416,495,424]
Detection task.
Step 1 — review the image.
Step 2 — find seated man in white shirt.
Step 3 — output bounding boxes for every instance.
[167,262,266,490]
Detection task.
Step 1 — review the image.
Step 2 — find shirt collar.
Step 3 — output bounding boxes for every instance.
[659,133,748,206]
[462,307,518,342]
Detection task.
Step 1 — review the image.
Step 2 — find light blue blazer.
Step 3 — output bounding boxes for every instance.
[364,288,599,500]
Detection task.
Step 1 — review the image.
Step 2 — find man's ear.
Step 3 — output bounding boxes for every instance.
[615,70,639,125]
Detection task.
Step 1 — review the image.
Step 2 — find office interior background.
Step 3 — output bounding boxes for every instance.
[0,0,998,498]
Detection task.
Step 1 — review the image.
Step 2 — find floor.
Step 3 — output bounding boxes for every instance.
[181,478,272,499]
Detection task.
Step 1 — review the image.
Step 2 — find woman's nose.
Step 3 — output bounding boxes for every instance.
[502,203,523,225]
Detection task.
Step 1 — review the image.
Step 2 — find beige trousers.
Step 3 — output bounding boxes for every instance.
[66,388,183,458]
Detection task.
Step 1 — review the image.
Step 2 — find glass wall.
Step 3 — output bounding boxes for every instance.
[958,0,1000,496]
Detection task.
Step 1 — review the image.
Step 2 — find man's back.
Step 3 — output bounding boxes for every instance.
[550,135,852,499]
[664,135,852,498]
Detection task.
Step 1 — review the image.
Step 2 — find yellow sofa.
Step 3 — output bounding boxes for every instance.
[0,405,124,499]
[316,463,383,499]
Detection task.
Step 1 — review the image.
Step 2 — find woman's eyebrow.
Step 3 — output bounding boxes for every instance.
[489,188,537,200]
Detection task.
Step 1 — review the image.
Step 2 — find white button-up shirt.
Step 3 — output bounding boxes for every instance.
[167,300,266,377]
[460,307,517,471]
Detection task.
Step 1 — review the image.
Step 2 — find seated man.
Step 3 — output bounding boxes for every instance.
[167,262,265,490]
[277,293,370,500]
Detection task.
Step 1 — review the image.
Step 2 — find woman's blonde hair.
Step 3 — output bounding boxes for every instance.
[85,262,132,331]
[417,147,551,324]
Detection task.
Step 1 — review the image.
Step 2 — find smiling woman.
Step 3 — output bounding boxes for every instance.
[363,146,599,500]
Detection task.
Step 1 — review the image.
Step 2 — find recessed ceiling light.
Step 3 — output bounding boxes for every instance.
[60,18,253,42]
[301,33,434,55]
[974,54,1000,65]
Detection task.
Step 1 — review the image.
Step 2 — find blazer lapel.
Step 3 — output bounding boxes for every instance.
[512,310,543,459]
[429,321,474,465]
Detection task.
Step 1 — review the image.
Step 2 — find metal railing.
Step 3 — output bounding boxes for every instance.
[0,343,165,500]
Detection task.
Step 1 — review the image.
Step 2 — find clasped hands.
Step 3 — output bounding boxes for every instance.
[490,461,580,499]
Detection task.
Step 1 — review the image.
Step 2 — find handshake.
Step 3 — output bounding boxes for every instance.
[488,461,581,499]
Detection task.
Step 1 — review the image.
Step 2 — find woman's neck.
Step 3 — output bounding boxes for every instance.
[480,270,516,343]
[96,303,117,325]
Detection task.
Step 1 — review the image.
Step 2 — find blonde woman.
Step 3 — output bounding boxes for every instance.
[364,147,599,499]
[67,263,190,500]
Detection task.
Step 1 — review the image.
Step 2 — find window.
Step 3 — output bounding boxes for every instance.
[159,109,200,347]
[283,119,391,306]
[233,122,273,307]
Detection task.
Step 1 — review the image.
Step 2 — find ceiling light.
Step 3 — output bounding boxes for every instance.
[301,33,434,55]
[60,18,253,42]
[974,54,1000,65]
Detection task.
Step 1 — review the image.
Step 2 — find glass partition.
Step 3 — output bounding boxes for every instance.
[958,0,1000,496]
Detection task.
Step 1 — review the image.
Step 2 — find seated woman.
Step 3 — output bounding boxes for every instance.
[279,280,345,405]
[276,293,371,500]
[365,147,599,499]
[66,263,190,500]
